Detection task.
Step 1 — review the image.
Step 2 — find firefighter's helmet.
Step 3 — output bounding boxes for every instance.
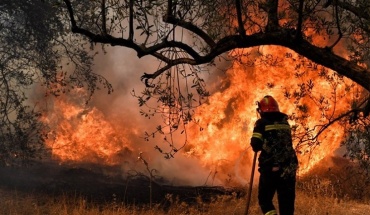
[257,95,280,113]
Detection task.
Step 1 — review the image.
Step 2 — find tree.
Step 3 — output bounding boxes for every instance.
[2,0,369,164]
[59,0,370,88]
[0,0,112,165]
[58,0,370,158]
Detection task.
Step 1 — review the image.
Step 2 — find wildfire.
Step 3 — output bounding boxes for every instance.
[42,90,134,165]
[41,45,358,186]
[186,45,356,184]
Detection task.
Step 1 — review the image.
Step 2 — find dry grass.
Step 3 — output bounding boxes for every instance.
[0,185,369,215]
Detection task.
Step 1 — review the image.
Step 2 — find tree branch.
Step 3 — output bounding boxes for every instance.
[129,0,134,41]
[296,0,304,40]
[235,0,246,38]
[312,97,370,142]
[312,108,356,142]
[335,0,370,20]
[63,0,370,93]
[328,3,343,49]
[265,0,279,32]
[287,37,370,92]
[101,0,107,34]
[163,15,216,48]
[167,0,173,18]
[63,0,77,28]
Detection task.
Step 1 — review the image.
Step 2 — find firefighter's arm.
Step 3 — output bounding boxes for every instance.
[250,120,264,152]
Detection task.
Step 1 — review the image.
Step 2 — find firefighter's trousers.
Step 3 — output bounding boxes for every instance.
[258,170,296,215]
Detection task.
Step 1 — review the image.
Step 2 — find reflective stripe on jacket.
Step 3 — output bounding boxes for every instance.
[250,112,298,172]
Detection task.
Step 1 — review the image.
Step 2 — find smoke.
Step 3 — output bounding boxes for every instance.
[26,41,356,190]
[34,45,222,186]
[26,31,355,188]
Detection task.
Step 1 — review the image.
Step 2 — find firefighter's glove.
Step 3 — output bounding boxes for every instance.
[272,163,280,172]
[272,166,280,172]
[251,143,262,152]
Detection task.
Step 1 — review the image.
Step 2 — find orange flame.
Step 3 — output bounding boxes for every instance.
[41,45,357,186]
[41,91,133,165]
[185,46,356,184]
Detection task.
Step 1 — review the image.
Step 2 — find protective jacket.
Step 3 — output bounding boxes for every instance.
[251,112,298,175]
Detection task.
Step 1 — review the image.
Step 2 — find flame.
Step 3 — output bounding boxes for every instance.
[185,45,356,184]
[40,45,358,186]
[42,90,134,165]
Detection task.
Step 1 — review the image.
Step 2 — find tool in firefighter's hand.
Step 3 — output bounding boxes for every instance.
[244,151,258,215]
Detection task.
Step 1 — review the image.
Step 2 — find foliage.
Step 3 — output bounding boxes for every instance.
[56,0,370,159]
[343,117,370,172]
[341,116,370,197]
[0,0,112,165]
[3,0,370,168]
[59,0,370,89]
[132,63,210,159]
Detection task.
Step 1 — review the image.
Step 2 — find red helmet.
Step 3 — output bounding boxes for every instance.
[257,95,280,113]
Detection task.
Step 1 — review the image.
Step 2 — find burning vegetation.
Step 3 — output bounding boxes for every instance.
[2,1,370,212]
[37,45,360,189]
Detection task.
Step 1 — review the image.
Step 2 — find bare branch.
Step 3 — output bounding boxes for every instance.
[235,0,246,38]
[328,3,343,49]
[63,0,370,92]
[309,97,370,143]
[140,57,197,86]
[336,0,370,20]
[101,0,107,34]
[296,0,304,40]
[63,0,77,28]
[163,16,216,48]
[167,0,173,18]
[129,0,134,41]
[324,0,333,8]
[265,0,279,32]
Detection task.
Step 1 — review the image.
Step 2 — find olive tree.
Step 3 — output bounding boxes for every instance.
[58,0,370,158]
[3,0,370,164]
[0,0,112,165]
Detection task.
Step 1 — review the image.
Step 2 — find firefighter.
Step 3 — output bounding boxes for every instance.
[250,95,298,215]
